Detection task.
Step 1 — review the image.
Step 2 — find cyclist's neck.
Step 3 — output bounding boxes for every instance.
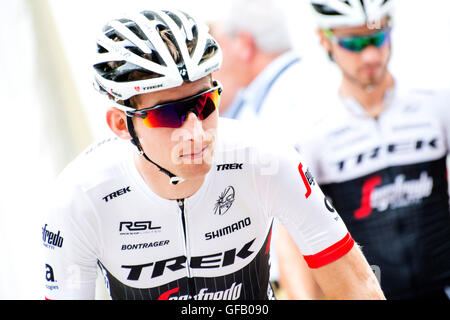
[133,152,207,200]
[339,72,395,118]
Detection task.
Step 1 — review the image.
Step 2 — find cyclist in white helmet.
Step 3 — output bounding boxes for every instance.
[42,8,385,300]
[278,0,450,300]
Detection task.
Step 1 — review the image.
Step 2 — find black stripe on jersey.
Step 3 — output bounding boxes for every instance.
[321,157,450,299]
[98,224,273,300]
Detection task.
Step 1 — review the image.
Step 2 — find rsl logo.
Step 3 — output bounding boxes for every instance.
[214,186,235,215]
[119,221,162,235]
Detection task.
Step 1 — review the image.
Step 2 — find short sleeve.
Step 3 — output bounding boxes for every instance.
[436,88,450,152]
[254,144,354,269]
[42,181,100,300]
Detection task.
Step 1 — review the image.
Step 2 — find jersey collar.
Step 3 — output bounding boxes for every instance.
[339,78,398,119]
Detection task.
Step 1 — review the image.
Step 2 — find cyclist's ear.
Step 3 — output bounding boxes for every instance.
[106,108,133,141]
[317,29,335,62]
[235,31,257,63]
[317,29,332,52]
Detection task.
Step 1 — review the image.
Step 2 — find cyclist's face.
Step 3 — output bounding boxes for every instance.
[323,22,391,88]
[132,77,218,180]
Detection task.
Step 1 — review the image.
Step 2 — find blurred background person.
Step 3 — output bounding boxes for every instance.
[210,0,325,300]
[211,0,305,124]
[278,0,450,300]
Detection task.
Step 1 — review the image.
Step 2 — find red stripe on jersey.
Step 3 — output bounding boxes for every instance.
[157,287,179,300]
[303,232,355,269]
[298,162,312,199]
[265,228,272,255]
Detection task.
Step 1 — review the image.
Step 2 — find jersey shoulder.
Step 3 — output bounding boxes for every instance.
[402,86,450,111]
[46,135,133,219]
[57,135,132,188]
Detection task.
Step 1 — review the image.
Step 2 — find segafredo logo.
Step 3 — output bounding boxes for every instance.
[354,172,433,219]
[42,224,64,249]
[158,282,243,300]
[298,162,315,199]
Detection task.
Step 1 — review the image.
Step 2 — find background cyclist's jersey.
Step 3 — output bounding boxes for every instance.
[295,85,450,299]
[42,118,354,300]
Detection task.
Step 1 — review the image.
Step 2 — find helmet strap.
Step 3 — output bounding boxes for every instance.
[125,112,183,185]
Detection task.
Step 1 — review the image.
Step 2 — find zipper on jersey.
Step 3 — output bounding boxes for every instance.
[176,199,196,298]
[177,199,188,245]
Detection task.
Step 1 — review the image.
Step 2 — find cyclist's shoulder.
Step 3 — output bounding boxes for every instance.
[46,136,131,221]
[54,135,131,191]
[397,82,450,106]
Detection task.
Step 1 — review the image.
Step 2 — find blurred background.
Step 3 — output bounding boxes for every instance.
[0,0,449,299]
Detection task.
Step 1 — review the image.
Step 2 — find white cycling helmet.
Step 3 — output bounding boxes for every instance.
[93,9,222,102]
[310,0,394,29]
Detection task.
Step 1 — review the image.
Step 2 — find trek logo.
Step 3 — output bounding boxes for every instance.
[298,162,315,199]
[102,186,132,202]
[214,186,235,215]
[142,84,163,91]
[337,138,439,172]
[354,172,433,219]
[42,224,64,249]
[158,282,243,300]
[217,163,243,171]
[122,238,255,280]
[205,217,251,240]
[119,221,161,235]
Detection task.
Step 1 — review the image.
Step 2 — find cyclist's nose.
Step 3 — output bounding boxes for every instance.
[360,45,382,64]
[181,111,205,141]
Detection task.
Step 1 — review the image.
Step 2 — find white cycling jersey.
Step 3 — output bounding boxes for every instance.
[42,118,354,300]
[295,84,450,299]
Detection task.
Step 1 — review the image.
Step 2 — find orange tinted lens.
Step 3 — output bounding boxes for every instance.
[139,86,221,128]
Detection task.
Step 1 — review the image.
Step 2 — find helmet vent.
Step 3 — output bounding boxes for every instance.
[127,24,148,41]
[200,39,218,63]
[311,4,342,16]
[97,44,108,54]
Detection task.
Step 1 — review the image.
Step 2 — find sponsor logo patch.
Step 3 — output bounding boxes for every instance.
[119,221,162,235]
[121,240,169,250]
[45,264,59,291]
[42,224,64,249]
[298,162,315,199]
[158,282,243,300]
[205,217,251,240]
[354,172,433,219]
[214,186,235,215]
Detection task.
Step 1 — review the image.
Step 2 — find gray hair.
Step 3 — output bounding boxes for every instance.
[222,0,293,53]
